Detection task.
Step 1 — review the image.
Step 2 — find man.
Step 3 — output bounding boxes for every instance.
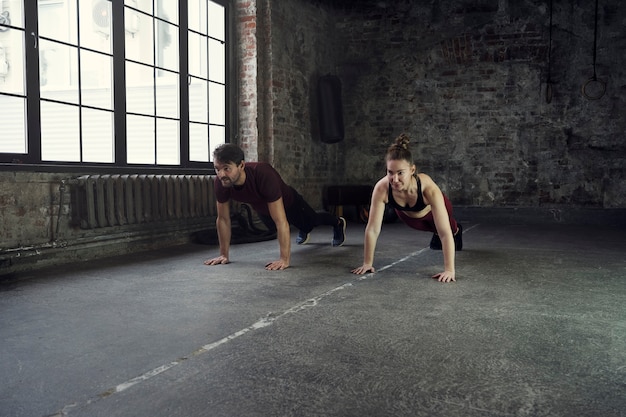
[204,143,347,270]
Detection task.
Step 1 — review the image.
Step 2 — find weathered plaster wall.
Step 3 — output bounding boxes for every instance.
[245,0,624,209]
[236,0,261,161]
[243,0,345,207]
[0,171,214,275]
[334,0,625,208]
[0,172,59,248]
[2,0,624,276]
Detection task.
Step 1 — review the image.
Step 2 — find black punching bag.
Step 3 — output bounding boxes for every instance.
[317,75,344,143]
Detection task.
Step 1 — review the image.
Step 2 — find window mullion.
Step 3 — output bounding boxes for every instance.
[152,15,157,166]
[24,1,41,163]
[179,0,189,166]
[112,0,127,165]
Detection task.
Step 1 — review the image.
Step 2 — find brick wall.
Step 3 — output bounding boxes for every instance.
[237,0,345,208]
[242,0,624,209]
[1,0,624,275]
[236,0,260,161]
[333,0,625,208]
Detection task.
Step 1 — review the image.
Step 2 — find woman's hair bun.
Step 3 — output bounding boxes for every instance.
[395,133,410,150]
[386,133,413,163]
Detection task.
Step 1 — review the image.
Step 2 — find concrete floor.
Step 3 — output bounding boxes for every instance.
[1,220,625,417]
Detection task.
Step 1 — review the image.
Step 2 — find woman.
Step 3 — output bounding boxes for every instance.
[351,133,462,283]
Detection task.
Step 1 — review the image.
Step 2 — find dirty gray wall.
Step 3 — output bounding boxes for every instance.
[0,171,215,275]
[2,0,625,276]
[331,0,625,208]
[252,0,346,207]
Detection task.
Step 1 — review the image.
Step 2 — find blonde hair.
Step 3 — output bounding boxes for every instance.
[386,133,413,165]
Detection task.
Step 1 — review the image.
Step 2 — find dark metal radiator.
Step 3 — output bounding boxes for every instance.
[70,174,217,229]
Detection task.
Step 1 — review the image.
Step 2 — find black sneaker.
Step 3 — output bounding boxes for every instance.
[332,217,346,247]
[296,230,310,245]
[429,233,442,250]
[454,224,463,251]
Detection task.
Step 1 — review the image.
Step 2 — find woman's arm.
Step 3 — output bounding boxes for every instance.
[352,179,388,274]
[421,174,456,282]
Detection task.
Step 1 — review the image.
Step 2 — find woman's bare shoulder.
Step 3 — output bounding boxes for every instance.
[417,172,434,183]
[418,173,443,200]
[372,177,389,202]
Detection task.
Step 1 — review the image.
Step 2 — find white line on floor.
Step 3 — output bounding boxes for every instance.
[57,224,478,416]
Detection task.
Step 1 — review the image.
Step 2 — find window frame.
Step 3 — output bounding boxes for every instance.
[0,0,233,174]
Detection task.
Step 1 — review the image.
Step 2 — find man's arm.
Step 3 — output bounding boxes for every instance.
[204,201,232,265]
[265,197,291,270]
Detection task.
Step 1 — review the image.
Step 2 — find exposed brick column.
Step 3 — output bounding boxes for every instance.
[255,0,274,164]
[235,0,260,161]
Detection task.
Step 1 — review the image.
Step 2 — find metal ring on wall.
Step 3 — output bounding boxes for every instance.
[582,77,606,100]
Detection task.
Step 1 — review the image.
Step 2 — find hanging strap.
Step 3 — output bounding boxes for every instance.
[591,0,599,80]
[582,0,606,100]
[546,0,553,103]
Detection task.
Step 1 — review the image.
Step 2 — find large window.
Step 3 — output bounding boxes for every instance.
[0,0,229,170]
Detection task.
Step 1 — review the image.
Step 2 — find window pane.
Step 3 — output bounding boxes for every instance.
[82,0,113,54]
[207,2,225,41]
[5,0,228,167]
[2,0,24,29]
[38,0,77,45]
[157,20,178,72]
[209,125,225,162]
[209,82,225,125]
[41,101,80,162]
[157,0,178,24]
[81,50,113,110]
[82,108,114,163]
[1,3,28,155]
[128,0,152,15]
[126,61,154,115]
[0,28,25,95]
[0,95,27,153]
[125,3,140,36]
[156,71,179,118]
[125,11,153,65]
[39,39,79,104]
[189,78,208,123]
[208,37,224,83]
[156,118,179,165]
[188,32,207,78]
[188,0,207,34]
[127,114,155,164]
[189,123,208,162]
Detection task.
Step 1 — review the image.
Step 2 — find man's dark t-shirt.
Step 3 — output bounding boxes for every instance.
[214,162,295,216]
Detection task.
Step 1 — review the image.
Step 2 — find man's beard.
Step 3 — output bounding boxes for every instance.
[220,172,240,187]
